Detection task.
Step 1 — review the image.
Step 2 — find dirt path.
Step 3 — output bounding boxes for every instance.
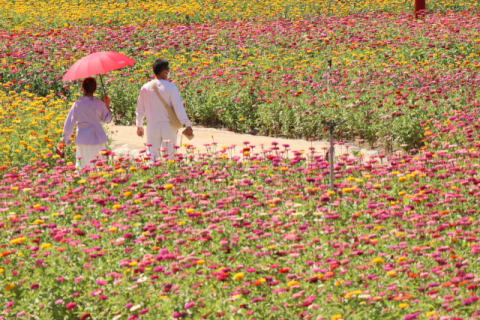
[106,124,379,159]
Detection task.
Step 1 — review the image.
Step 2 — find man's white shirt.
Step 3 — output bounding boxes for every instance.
[136,79,191,128]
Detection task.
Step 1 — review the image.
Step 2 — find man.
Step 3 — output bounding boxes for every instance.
[136,59,193,160]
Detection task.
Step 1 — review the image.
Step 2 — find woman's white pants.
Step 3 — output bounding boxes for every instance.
[146,122,178,161]
[75,143,106,169]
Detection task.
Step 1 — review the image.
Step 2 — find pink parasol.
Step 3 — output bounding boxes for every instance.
[62,51,135,94]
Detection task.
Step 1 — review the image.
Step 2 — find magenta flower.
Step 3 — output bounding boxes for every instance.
[66,302,76,310]
[184,302,195,309]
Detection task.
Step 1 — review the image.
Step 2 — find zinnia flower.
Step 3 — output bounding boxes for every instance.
[66,302,76,310]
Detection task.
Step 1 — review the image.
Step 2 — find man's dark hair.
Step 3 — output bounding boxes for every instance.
[82,77,97,95]
[152,59,169,76]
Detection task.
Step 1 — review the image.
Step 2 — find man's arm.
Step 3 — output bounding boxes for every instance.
[136,87,146,137]
[171,85,192,128]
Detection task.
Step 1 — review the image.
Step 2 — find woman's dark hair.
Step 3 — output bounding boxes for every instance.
[152,58,169,76]
[82,77,97,95]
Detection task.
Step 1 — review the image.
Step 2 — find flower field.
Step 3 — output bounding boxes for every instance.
[1,106,480,319]
[1,8,480,157]
[3,0,480,319]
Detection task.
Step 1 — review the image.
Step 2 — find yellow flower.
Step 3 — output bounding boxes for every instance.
[399,303,409,309]
[164,184,174,190]
[124,191,132,197]
[372,257,384,265]
[10,237,26,245]
[287,281,299,287]
[397,256,407,263]
[4,284,14,291]
[41,243,51,250]
[0,269,3,274]
[112,204,121,209]
[196,260,205,265]
[73,215,82,220]
[129,261,138,266]
[77,180,86,184]
[233,273,244,281]
[398,191,406,196]
[331,315,343,320]
[386,271,397,278]
[347,177,356,182]
[129,167,137,172]
[398,176,407,182]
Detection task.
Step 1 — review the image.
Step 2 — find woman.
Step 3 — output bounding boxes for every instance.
[60,77,112,169]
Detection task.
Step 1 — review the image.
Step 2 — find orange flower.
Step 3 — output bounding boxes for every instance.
[330,264,339,271]
[442,282,452,288]
[408,273,418,279]
[403,294,414,301]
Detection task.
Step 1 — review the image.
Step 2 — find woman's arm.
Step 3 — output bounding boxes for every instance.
[61,104,76,145]
[104,95,111,114]
[101,96,113,124]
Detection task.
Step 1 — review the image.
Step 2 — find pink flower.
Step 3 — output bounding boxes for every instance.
[66,302,76,310]
[184,302,195,309]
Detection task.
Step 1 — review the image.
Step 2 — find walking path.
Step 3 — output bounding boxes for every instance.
[106,125,380,159]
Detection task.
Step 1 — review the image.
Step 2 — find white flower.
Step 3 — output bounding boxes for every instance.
[130,304,142,312]
[136,276,148,284]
